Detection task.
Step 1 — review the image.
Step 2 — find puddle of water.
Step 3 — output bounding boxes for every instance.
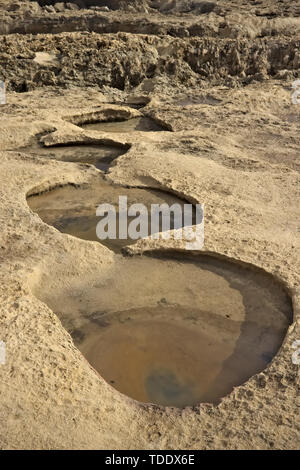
[27,175,195,253]
[80,311,236,407]
[26,163,292,407]
[81,117,165,133]
[21,144,127,172]
[33,253,292,407]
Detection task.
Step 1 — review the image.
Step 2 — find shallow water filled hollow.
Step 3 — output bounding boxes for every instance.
[30,243,292,407]
[27,175,196,253]
[21,143,128,172]
[80,116,166,133]
[26,158,292,407]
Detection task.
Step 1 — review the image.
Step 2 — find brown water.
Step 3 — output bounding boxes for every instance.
[27,175,195,253]
[33,252,292,407]
[21,144,128,172]
[27,166,292,407]
[81,117,166,133]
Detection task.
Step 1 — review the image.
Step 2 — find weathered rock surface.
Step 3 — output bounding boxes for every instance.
[0,0,299,451]
[0,0,299,37]
[0,32,299,93]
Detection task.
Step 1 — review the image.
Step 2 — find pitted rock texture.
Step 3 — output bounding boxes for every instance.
[0,0,299,451]
[0,32,299,93]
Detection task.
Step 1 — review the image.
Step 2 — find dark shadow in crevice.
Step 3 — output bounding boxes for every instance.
[20,141,130,173]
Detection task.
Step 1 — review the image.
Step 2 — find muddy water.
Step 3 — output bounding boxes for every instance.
[27,175,195,253]
[80,309,235,407]
[27,168,292,407]
[76,254,292,406]
[22,144,128,172]
[32,249,292,407]
[81,117,166,133]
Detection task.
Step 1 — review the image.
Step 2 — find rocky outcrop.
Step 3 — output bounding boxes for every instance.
[0,0,299,38]
[0,32,299,92]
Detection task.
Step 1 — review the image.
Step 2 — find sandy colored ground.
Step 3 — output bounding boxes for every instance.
[0,81,299,449]
[0,0,299,451]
